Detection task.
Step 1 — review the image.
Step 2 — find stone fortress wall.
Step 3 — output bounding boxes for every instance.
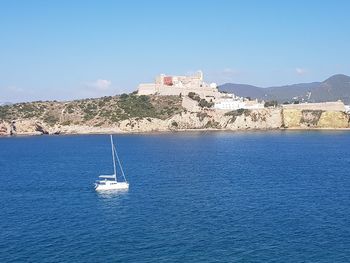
[282,101,349,128]
[282,101,346,111]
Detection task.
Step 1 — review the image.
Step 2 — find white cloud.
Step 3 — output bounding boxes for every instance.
[223,68,240,75]
[77,78,118,99]
[295,68,307,75]
[87,79,112,90]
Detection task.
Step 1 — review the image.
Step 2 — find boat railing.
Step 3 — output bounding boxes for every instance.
[99,175,116,179]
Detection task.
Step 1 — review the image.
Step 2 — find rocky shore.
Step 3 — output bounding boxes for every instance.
[1,107,349,137]
[1,94,349,136]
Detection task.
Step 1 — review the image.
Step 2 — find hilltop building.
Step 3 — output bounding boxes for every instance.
[137,71,221,98]
[137,71,266,111]
[214,96,264,110]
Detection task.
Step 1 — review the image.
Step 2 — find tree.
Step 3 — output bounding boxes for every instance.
[120,93,129,100]
[188,92,201,102]
[264,100,278,108]
[188,92,196,99]
[199,99,214,108]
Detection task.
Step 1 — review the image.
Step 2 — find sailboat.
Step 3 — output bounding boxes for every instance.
[94,135,129,191]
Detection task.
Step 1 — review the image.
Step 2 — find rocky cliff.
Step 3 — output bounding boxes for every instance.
[282,109,349,129]
[0,95,349,136]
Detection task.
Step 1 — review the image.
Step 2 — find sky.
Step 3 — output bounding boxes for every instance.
[1,0,350,102]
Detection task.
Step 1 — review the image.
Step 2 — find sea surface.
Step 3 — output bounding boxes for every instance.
[0,131,350,262]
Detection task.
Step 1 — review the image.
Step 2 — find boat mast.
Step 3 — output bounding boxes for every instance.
[110,135,117,180]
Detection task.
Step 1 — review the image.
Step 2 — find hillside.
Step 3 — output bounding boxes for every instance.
[1,92,350,136]
[219,74,350,104]
[0,94,183,128]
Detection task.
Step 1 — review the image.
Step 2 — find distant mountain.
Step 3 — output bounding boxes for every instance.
[219,74,350,104]
[219,83,267,99]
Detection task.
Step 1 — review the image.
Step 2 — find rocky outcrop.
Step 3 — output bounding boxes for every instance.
[1,106,349,136]
[224,108,282,130]
[318,111,349,128]
[35,122,49,134]
[282,109,302,128]
[282,109,349,128]
[116,109,283,132]
[0,121,10,135]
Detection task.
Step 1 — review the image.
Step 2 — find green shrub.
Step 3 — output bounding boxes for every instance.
[61,120,72,126]
[43,114,59,126]
[103,96,112,102]
[0,105,10,120]
[197,112,208,121]
[188,92,200,102]
[66,104,75,114]
[188,92,196,99]
[117,95,157,119]
[199,99,214,108]
[120,93,129,100]
[225,108,245,116]
[224,109,251,123]
[204,120,220,128]
[264,101,278,107]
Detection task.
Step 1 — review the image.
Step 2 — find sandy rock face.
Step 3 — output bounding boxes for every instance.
[1,107,349,136]
[0,122,10,135]
[57,124,122,134]
[119,118,169,132]
[317,111,349,128]
[282,109,303,128]
[224,109,282,130]
[181,96,201,112]
[172,109,282,130]
[283,109,349,128]
[169,111,214,129]
[9,120,48,135]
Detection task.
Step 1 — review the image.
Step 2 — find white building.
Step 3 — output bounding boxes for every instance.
[344,105,350,113]
[214,98,264,111]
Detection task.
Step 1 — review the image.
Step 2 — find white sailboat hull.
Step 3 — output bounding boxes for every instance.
[94,135,129,191]
[95,181,129,191]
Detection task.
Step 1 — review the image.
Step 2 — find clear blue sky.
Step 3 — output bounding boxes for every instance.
[1,0,350,102]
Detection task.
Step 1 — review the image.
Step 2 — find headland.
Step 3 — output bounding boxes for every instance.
[1,71,350,136]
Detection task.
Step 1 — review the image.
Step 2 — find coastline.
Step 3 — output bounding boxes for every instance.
[2,102,350,137]
[2,127,350,138]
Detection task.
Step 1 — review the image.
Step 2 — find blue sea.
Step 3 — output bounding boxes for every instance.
[0,131,350,262]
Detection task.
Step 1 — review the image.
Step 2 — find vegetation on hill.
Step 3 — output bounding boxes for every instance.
[0,94,184,126]
[224,108,251,123]
[188,92,214,108]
